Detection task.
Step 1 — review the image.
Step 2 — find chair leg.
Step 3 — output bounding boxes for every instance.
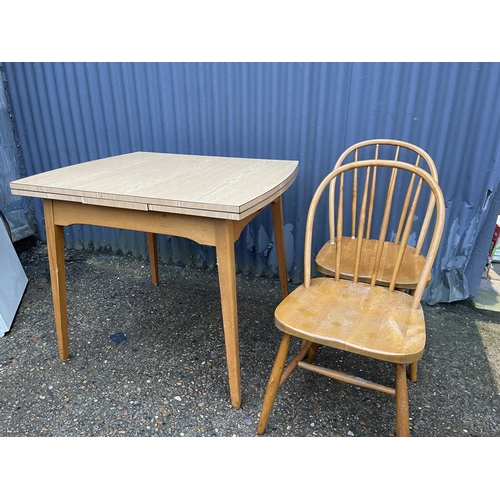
[257,333,292,435]
[409,362,418,382]
[307,343,320,363]
[395,363,410,437]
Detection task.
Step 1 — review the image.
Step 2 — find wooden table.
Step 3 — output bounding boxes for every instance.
[10,152,298,408]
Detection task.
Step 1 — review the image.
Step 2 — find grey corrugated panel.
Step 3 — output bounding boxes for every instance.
[342,62,500,303]
[0,65,34,241]
[3,62,500,304]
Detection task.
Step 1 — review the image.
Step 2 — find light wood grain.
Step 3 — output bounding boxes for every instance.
[10,152,298,220]
[146,233,159,285]
[319,139,438,382]
[214,219,241,408]
[12,153,298,411]
[316,238,428,289]
[275,279,426,363]
[319,140,437,287]
[43,200,69,361]
[258,159,445,436]
[271,197,289,298]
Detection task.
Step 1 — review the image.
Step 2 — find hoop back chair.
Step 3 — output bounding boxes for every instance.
[257,159,445,437]
[316,139,438,290]
[315,139,439,381]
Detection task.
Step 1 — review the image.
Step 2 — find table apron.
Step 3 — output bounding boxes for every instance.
[46,199,265,247]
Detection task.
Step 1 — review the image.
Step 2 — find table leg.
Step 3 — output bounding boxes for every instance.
[146,232,159,285]
[214,220,241,409]
[271,196,289,298]
[43,199,69,360]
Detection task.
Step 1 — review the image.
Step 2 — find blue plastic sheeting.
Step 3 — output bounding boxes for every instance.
[3,62,500,304]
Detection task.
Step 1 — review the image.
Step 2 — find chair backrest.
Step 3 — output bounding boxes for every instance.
[329,139,438,256]
[305,159,446,309]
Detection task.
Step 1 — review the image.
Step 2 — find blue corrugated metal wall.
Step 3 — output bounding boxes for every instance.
[3,62,500,304]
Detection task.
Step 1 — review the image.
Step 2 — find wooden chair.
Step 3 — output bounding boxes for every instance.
[257,159,445,437]
[315,139,439,381]
[316,139,438,287]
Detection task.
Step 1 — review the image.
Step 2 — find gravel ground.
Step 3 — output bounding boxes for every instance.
[1,241,500,439]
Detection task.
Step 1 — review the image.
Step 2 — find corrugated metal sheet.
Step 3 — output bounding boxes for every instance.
[0,65,34,241]
[3,62,500,304]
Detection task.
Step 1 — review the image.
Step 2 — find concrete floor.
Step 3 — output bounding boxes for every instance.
[3,241,500,439]
[475,265,500,312]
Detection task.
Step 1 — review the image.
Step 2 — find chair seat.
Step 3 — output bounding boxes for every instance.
[275,278,426,364]
[315,238,429,289]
